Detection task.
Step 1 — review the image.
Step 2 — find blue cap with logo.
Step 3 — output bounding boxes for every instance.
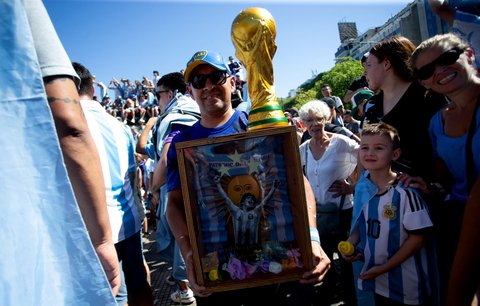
[184,51,231,83]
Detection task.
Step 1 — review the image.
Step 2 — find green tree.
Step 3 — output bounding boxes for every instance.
[284,88,317,110]
[284,57,364,111]
[317,57,364,107]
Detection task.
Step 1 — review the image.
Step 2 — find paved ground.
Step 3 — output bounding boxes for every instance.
[142,227,346,306]
[143,229,196,306]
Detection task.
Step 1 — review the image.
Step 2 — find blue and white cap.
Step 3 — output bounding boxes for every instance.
[184,51,231,82]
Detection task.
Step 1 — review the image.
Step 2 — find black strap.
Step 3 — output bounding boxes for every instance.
[303,141,308,176]
[466,97,480,193]
[151,117,162,161]
[339,194,346,210]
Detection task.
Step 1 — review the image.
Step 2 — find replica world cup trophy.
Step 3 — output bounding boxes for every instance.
[231,7,288,130]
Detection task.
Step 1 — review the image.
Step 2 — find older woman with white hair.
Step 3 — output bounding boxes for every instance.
[299,100,360,306]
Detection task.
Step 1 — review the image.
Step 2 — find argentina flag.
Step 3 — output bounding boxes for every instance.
[0,0,115,305]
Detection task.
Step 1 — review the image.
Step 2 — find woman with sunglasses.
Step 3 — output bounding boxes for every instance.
[410,33,480,304]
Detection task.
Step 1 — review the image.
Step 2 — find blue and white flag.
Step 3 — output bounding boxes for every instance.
[0,1,115,305]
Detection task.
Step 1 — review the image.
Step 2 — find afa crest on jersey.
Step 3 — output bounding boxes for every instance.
[382,203,397,220]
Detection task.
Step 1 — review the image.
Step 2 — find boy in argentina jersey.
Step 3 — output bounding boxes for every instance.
[342,123,434,306]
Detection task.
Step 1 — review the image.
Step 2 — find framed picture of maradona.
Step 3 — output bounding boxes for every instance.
[175,125,313,293]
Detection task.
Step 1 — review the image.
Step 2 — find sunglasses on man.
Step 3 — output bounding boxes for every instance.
[190,70,228,89]
[414,47,465,80]
[156,89,170,100]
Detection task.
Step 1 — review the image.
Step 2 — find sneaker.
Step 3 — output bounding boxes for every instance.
[170,288,195,304]
[165,274,175,286]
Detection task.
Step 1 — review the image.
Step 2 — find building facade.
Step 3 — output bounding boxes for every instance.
[335,0,449,60]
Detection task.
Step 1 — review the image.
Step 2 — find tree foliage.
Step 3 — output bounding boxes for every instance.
[317,57,364,102]
[287,57,364,111]
[298,72,323,91]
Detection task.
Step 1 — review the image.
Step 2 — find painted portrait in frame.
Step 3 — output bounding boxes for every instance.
[175,126,312,293]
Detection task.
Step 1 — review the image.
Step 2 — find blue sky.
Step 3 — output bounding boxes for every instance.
[44,0,412,98]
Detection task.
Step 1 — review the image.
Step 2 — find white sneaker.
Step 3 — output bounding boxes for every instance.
[170,288,195,304]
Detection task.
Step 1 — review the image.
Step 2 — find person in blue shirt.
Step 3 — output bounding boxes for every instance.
[166,50,331,305]
[409,32,480,305]
[73,62,153,306]
[136,72,200,304]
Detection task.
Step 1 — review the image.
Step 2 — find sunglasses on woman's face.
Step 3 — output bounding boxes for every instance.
[190,70,228,89]
[414,47,464,80]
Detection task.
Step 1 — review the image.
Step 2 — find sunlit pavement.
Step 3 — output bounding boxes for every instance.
[143,229,197,306]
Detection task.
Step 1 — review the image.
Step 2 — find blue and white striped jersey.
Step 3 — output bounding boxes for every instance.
[353,173,433,305]
[81,99,143,243]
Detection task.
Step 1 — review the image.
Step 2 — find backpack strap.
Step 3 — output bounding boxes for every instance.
[152,109,201,161]
[151,118,162,161]
[158,108,201,121]
[300,140,310,176]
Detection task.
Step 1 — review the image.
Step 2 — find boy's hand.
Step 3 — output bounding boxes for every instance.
[340,252,363,263]
[359,264,386,280]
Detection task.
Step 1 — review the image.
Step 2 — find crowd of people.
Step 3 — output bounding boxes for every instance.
[284,30,479,306]
[90,57,248,129]
[4,0,480,306]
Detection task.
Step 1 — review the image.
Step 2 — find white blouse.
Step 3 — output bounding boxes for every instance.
[299,133,359,208]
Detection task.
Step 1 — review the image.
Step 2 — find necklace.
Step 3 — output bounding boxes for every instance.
[311,135,329,147]
[308,136,330,161]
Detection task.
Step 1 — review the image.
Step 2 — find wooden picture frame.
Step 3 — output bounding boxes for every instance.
[175,125,312,293]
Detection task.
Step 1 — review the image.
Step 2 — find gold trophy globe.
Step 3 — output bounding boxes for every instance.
[231,7,288,130]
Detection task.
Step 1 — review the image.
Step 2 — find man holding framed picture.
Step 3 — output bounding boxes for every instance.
[166,51,331,305]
